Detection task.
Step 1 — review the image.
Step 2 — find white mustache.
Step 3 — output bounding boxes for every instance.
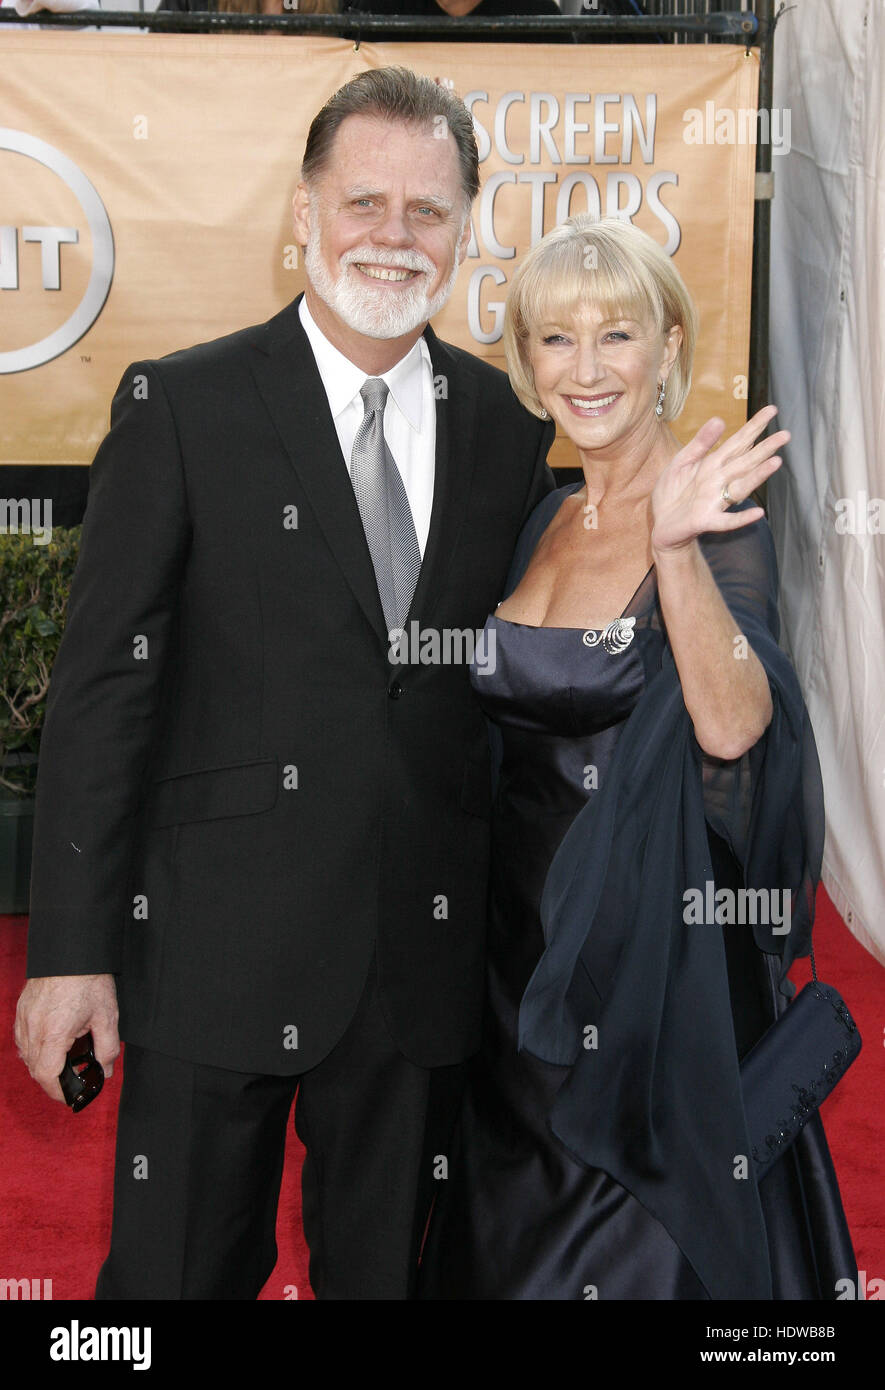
[341,248,434,275]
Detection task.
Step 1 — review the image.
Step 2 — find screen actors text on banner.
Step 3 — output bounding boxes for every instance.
[462,92,677,344]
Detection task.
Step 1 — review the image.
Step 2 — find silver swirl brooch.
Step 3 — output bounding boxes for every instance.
[582,617,636,654]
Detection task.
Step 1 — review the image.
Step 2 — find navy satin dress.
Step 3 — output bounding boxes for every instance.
[418,536,856,1300]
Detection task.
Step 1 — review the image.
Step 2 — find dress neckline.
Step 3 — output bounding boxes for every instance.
[495,481,654,632]
[493,565,654,632]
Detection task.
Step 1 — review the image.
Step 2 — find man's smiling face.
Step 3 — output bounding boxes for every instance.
[293,113,470,346]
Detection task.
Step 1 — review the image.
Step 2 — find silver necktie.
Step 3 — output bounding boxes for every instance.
[350,377,422,633]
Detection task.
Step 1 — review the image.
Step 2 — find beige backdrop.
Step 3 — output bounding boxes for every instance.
[0,35,759,470]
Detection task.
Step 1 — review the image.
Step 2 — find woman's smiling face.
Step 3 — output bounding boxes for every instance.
[527,303,683,453]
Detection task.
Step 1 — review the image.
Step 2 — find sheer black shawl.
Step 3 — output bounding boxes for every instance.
[505,487,824,1300]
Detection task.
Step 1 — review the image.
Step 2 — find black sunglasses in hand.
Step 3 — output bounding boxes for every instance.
[58,1032,105,1112]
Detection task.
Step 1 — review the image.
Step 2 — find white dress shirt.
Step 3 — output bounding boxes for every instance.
[298,297,436,555]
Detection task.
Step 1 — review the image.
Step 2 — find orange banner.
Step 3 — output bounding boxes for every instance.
[1,34,759,469]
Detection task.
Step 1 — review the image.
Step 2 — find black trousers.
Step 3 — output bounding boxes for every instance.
[94,955,466,1300]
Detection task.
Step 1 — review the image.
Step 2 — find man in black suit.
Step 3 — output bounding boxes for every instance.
[15,66,553,1300]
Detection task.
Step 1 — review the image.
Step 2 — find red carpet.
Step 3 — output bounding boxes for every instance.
[1,886,882,1299]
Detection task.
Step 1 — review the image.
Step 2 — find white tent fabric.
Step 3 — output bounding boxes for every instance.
[768,0,884,964]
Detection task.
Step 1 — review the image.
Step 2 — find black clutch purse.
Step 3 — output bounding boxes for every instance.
[740,948,861,1181]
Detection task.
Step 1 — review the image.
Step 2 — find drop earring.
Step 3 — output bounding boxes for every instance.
[539,407,549,419]
[655,380,666,418]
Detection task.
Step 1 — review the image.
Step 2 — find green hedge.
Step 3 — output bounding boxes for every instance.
[0,526,81,796]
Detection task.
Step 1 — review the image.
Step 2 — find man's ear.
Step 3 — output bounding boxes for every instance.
[292,181,311,245]
[456,210,472,266]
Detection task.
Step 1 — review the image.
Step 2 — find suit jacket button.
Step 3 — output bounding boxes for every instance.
[388,680,404,699]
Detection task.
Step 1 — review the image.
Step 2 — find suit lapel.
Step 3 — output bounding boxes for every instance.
[247,295,388,642]
[248,298,481,647]
[407,327,480,632]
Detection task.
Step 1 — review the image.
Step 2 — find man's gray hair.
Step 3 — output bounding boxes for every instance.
[301,67,480,210]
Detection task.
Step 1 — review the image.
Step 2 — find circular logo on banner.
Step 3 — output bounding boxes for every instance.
[0,129,114,374]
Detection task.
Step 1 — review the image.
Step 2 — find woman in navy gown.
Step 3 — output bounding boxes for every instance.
[418,215,856,1300]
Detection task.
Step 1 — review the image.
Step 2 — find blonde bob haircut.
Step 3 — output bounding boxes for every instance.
[503,215,698,424]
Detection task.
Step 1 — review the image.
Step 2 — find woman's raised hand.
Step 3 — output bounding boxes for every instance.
[650,404,788,555]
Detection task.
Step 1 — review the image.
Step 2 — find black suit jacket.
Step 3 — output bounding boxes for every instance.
[26,294,554,1074]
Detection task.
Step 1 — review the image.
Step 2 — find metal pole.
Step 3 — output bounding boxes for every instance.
[0,8,758,36]
[748,0,774,419]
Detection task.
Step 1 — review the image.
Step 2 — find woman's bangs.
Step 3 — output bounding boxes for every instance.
[520,235,662,337]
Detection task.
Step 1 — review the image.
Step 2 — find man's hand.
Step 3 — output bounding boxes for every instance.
[15,975,120,1103]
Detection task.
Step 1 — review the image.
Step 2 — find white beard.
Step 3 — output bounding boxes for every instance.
[304,209,462,340]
